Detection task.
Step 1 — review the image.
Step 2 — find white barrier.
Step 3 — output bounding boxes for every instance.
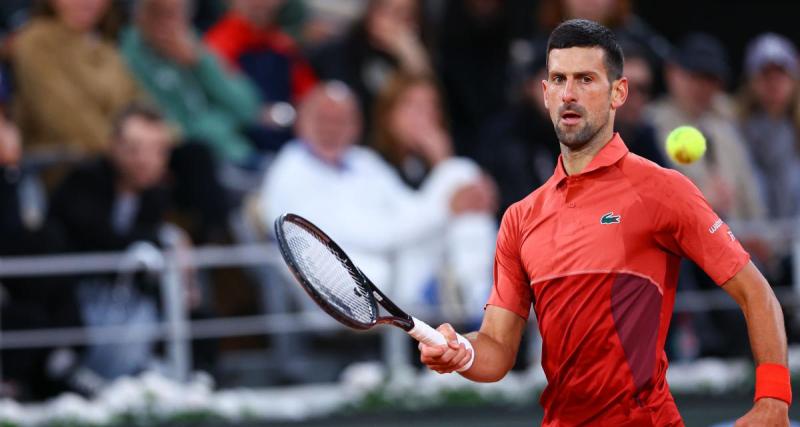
[1,223,799,388]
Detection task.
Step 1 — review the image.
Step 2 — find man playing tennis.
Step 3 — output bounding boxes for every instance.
[419,19,790,426]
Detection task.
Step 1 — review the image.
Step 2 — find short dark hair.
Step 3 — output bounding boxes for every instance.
[111,103,167,139]
[546,19,624,81]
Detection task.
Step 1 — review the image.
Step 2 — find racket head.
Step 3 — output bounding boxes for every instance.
[274,213,379,330]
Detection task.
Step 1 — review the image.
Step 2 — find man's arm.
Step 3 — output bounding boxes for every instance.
[419,305,527,382]
[721,261,789,426]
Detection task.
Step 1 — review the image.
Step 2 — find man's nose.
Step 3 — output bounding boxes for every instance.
[561,79,577,104]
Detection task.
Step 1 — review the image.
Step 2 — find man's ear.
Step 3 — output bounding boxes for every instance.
[611,76,628,110]
[542,79,549,110]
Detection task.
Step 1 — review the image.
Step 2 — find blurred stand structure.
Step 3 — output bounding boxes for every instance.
[3,216,800,395]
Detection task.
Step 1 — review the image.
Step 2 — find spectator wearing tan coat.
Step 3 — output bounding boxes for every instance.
[646,33,765,222]
[12,0,138,156]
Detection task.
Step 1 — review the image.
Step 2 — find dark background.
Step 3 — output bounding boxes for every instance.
[637,0,800,87]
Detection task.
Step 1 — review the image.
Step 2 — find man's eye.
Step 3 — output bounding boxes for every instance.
[582,76,593,83]
[552,76,564,83]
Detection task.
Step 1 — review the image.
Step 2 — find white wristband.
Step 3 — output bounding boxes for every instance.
[408,316,475,372]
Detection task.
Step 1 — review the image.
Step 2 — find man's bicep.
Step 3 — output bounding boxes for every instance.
[480,305,527,356]
[657,171,750,285]
[721,261,768,307]
[488,205,533,318]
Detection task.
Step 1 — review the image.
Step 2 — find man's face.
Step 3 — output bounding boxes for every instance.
[751,64,797,116]
[389,82,442,145]
[543,47,626,149]
[298,93,361,163]
[52,0,110,32]
[665,64,721,118]
[140,0,189,34]
[111,116,171,192]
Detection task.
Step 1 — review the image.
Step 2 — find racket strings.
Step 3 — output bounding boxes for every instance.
[283,222,376,324]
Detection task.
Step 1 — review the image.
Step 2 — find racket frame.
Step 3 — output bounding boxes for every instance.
[274,213,414,331]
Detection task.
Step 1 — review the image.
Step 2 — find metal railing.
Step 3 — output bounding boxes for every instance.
[1,222,800,388]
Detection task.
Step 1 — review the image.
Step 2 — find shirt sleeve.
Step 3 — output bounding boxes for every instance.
[652,170,750,286]
[486,204,533,319]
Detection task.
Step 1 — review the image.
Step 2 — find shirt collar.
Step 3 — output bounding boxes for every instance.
[299,140,351,171]
[553,133,629,185]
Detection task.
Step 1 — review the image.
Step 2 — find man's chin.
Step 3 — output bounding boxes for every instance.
[556,129,590,148]
[559,140,591,151]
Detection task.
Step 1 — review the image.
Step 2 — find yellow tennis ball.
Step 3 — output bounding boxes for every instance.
[666,125,706,164]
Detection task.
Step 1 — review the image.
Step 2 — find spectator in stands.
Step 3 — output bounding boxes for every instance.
[436,0,514,159]
[477,51,560,216]
[121,0,262,166]
[0,86,23,248]
[0,110,59,256]
[13,0,139,156]
[646,33,765,222]
[616,41,666,166]
[309,0,432,130]
[205,0,318,151]
[261,81,496,313]
[737,32,800,327]
[50,104,175,253]
[0,109,77,401]
[372,73,454,188]
[371,73,499,311]
[0,109,27,400]
[648,33,766,359]
[535,0,671,92]
[48,104,202,383]
[738,33,800,221]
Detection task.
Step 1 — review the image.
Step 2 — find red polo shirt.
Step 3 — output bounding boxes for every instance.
[488,134,749,426]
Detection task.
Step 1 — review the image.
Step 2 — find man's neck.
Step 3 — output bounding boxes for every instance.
[560,127,614,176]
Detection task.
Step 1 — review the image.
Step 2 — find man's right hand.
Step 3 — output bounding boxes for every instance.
[418,323,473,374]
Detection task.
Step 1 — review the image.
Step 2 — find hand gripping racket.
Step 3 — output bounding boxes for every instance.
[274,213,474,372]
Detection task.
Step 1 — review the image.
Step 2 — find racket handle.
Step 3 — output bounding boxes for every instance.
[408,316,475,372]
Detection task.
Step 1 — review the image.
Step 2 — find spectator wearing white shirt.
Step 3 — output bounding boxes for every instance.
[260,81,496,316]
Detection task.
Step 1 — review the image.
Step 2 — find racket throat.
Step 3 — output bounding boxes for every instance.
[378,315,414,331]
[368,282,414,330]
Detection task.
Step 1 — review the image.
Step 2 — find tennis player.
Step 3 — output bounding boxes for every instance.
[419,19,790,426]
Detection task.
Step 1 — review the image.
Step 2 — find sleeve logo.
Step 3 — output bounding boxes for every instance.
[708,218,724,234]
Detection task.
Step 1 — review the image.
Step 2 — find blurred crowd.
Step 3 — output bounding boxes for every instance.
[1,0,799,402]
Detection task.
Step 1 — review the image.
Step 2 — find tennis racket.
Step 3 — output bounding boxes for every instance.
[274,213,474,372]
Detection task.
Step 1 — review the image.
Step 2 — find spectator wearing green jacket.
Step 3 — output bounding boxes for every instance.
[121,0,261,165]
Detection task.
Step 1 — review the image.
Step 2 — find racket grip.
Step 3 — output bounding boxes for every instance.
[409,316,475,372]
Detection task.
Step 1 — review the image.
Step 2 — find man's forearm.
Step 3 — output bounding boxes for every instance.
[723,262,788,366]
[460,330,519,383]
[741,279,788,366]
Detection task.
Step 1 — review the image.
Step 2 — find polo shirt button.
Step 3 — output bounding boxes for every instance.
[568,202,576,208]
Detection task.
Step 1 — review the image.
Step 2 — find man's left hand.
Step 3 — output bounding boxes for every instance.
[735,397,789,426]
